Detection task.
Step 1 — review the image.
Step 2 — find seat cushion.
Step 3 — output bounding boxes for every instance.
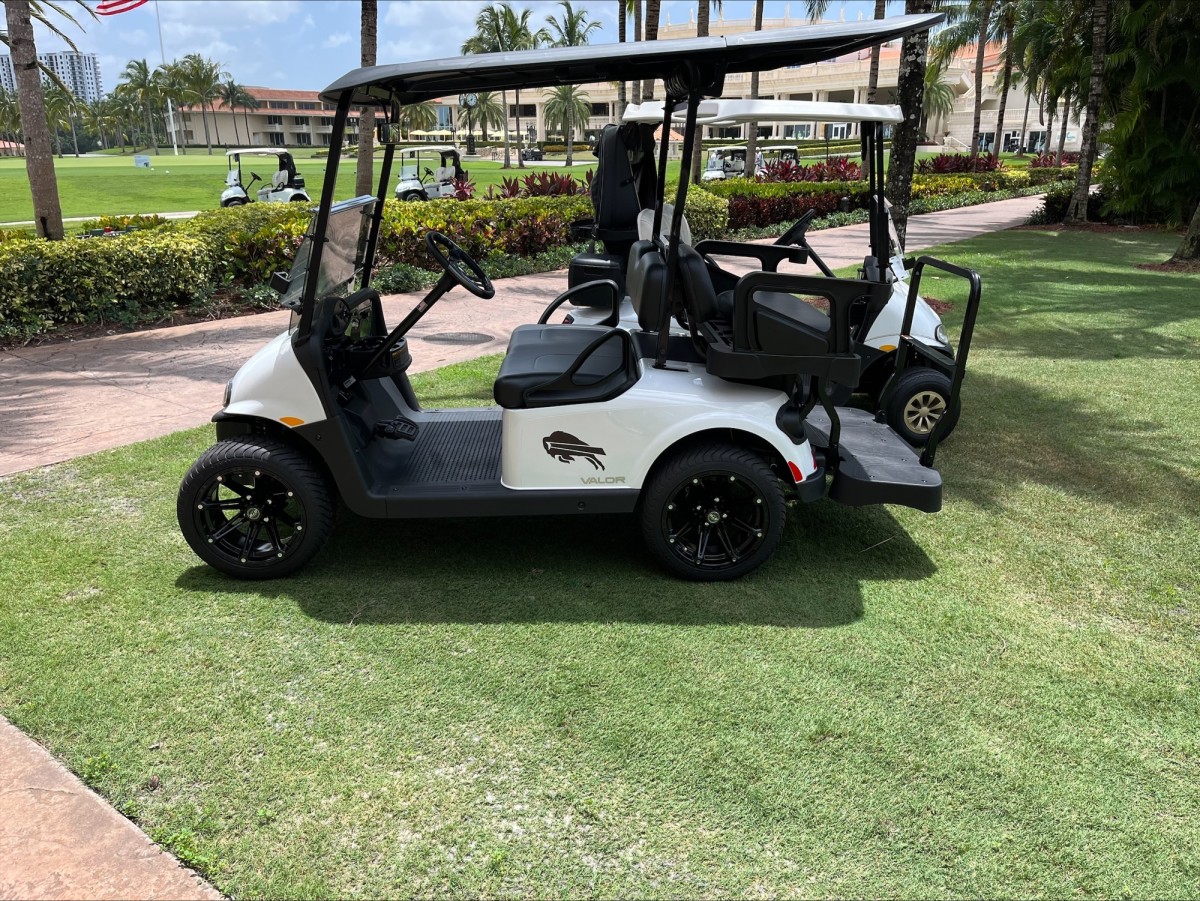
[494,324,629,409]
[716,289,831,333]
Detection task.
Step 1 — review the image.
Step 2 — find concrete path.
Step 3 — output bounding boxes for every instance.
[0,718,220,901]
[0,193,1041,479]
[0,192,1040,900]
[0,211,200,229]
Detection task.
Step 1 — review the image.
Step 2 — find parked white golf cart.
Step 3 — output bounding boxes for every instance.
[221,148,310,207]
[178,13,967,583]
[700,144,747,182]
[562,98,962,446]
[394,145,466,201]
[757,143,800,174]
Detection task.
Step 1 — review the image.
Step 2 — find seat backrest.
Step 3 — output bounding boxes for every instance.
[435,166,455,183]
[591,125,642,233]
[675,243,724,324]
[272,169,288,190]
[627,240,668,332]
[225,170,239,187]
[636,205,692,245]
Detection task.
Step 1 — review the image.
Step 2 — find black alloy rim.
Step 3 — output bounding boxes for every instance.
[662,471,769,570]
[192,467,306,567]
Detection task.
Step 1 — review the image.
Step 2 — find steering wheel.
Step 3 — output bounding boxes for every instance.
[776,208,816,247]
[425,231,495,299]
[424,166,435,179]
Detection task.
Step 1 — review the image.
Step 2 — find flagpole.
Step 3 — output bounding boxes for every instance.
[154,0,178,156]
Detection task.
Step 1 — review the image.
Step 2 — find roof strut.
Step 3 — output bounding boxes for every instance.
[654,86,703,370]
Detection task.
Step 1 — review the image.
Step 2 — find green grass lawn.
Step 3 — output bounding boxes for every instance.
[2,229,1198,897]
[0,152,597,224]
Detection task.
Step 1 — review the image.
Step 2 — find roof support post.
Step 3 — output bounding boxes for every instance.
[650,94,677,241]
[654,88,703,369]
[298,90,353,338]
[360,140,395,290]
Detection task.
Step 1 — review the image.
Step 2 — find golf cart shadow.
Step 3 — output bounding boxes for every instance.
[176,504,934,628]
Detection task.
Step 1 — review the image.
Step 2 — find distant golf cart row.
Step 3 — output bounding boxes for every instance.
[220,146,468,206]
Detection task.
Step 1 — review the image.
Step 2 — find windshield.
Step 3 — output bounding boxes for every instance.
[282,195,376,310]
[706,152,723,170]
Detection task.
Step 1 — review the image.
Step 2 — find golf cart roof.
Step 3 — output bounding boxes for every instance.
[624,98,904,126]
[395,145,457,155]
[226,148,291,158]
[761,145,798,151]
[708,145,747,152]
[320,14,944,106]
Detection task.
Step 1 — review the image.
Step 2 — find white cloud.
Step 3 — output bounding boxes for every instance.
[323,33,352,49]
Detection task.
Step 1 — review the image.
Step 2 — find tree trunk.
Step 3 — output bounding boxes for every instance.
[231,105,241,145]
[1168,199,1200,262]
[200,102,211,155]
[515,89,525,168]
[641,0,660,101]
[886,0,934,245]
[866,0,886,103]
[355,0,378,198]
[631,1,642,105]
[501,89,512,168]
[1065,0,1107,224]
[566,109,573,166]
[1043,93,1055,158]
[743,0,765,180]
[69,116,80,157]
[1055,88,1071,165]
[1016,88,1032,156]
[968,0,995,157]
[994,25,1013,156]
[210,101,221,147]
[616,0,626,115]
[4,0,64,238]
[691,0,710,184]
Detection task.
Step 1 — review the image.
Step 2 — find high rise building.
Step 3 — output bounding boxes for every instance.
[0,51,103,103]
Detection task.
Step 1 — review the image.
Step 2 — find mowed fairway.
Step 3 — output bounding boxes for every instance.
[0,231,1198,897]
[0,151,597,223]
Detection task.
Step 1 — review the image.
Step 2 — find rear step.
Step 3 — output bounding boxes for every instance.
[804,407,942,513]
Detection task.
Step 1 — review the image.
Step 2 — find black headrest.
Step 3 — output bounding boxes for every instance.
[627,241,667,332]
[676,244,723,324]
[591,125,642,233]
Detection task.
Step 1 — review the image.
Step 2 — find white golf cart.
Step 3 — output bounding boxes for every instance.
[563,99,961,447]
[221,148,310,207]
[178,13,967,583]
[758,143,800,174]
[393,145,466,201]
[701,144,748,182]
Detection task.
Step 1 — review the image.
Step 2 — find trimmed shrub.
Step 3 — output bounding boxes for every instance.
[0,231,213,340]
[1026,183,1109,225]
[1029,151,1081,168]
[915,153,1004,174]
[76,213,173,233]
[0,227,35,244]
[758,156,862,183]
[1026,165,1078,186]
[682,185,729,240]
[174,203,312,287]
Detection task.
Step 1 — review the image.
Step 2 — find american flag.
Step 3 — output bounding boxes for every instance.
[95,0,150,15]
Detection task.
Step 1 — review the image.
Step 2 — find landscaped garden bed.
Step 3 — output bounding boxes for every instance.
[0,162,1076,346]
[1,228,1196,897]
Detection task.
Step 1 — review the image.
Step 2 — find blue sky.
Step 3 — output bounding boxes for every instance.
[37,0,904,94]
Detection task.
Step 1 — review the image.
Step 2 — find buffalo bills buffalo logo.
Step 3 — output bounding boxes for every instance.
[542,431,606,470]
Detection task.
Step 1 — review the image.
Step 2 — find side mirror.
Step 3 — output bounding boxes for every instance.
[376,122,405,145]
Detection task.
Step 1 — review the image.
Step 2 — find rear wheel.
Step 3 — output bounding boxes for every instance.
[177,437,333,579]
[883,366,961,446]
[400,191,424,202]
[641,443,786,581]
[223,198,247,207]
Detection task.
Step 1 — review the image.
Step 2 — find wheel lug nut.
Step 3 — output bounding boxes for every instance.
[692,478,699,484]
[755,498,762,504]
[667,504,674,510]
[729,476,735,482]
[197,504,203,510]
[756,532,763,538]
[240,557,247,563]
[255,470,261,477]
[287,491,294,497]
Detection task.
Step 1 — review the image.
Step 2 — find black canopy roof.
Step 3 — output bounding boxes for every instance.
[319,13,944,107]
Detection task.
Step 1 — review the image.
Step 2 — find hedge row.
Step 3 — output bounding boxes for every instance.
[0,231,213,339]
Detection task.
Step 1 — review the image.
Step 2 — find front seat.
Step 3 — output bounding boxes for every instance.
[493,325,639,410]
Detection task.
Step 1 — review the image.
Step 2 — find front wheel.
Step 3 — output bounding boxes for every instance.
[640,443,786,581]
[222,198,247,207]
[399,191,424,202]
[177,436,333,579]
[883,366,961,447]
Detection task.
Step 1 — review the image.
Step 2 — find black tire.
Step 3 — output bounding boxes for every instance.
[222,198,247,208]
[640,443,786,581]
[883,366,961,447]
[400,191,424,202]
[177,436,333,579]
[289,194,309,203]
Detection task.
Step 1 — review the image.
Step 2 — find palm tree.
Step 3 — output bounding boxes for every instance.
[546,0,600,46]
[356,0,377,200]
[238,88,260,145]
[462,3,547,169]
[1064,0,1108,224]
[887,0,935,244]
[921,54,955,138]
[217,79,244,145]
[0,86,20,156]
[631,0,643,104]
[181,54,225,153]
[743,0,764,180]
[118,59,159,153]
[398,101,437,137]
[693,0,726,183]
[640,0,661,101]
[155,60,190,153]
[543,84,590,165]
[80,97,113,150]
[2,0,95,239]
[42,84,74,157]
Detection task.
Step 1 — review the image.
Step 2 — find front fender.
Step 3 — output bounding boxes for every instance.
[222,330,326,429]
